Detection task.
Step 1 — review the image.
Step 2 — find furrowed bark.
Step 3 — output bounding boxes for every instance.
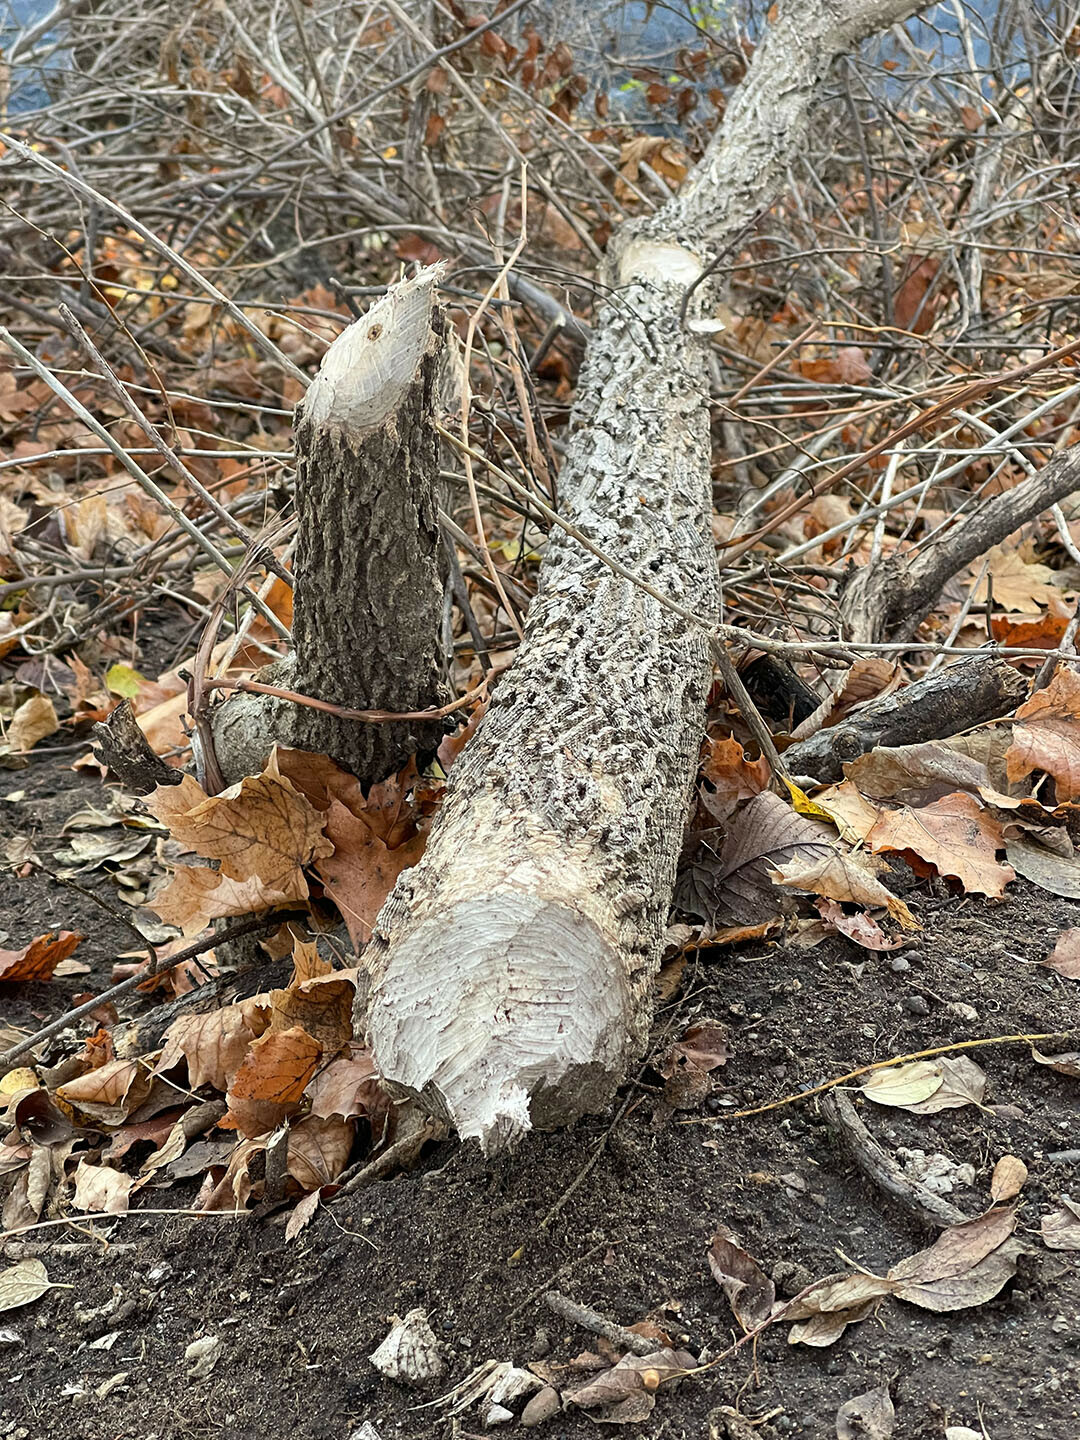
[210,266,451,785]
[364,0,928,1154]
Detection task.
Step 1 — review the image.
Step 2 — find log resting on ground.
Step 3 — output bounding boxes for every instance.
[363,0,928,1153]
[209,266,452,787]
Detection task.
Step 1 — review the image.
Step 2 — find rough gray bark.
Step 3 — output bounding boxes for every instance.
[210,267,451,785]
[841,444,1080,644]
[363,0,928,1154]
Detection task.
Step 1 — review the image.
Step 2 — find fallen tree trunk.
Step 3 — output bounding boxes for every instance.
[364,0,928,1153]
[208,266,452,787]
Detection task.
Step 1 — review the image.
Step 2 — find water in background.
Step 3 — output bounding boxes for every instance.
[0,0,1046,117]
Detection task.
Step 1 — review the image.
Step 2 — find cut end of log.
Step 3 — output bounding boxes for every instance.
[366,893,631,1155]
[300,262,447,436]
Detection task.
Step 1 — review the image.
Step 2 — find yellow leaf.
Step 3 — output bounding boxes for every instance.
[105,663,148,699]
[860,1060,943,1108]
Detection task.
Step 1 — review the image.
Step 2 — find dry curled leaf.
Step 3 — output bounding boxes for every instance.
[286,1114,354,1192]
[770,851,918,929]
[0,931,83,984]
[150,866,301,936]
[836,1384,895,1440]
[888,1208,1020,1312]
[1040,1196,1080,1251]
[5,693,59,753]
[700,735,770,821]
[567,1348,691,1425]
[316,797,426,949]
[57,1057,153,1125]
[1031,1045,1080,1079]
[1044,929,1080,979]
[707,1228,774,1332]
[306,1042,388,1126]
[1006,666,1080,801]
[865,793,1014,898]
[990,1155,1028,1203]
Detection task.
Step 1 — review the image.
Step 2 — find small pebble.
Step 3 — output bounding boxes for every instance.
[521,1386,561,1428]
[903,994,931,1016]
[888,957,910,973]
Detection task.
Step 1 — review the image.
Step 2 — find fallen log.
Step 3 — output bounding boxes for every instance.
[784,657,1028,783]
[363,0,929,1153]
[208,266,452,787]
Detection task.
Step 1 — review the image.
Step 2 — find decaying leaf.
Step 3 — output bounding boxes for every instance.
[680,791,835,925]
[286,1114,354,1191]
[700,735,770,821]
[660,1024,728,1078]
[990,1155,1028,1203]
[1006,666,1080,801]
[836,1385,895,1440]
[888,1208,1020,1312]
[566,1348,692,1425]
[770,851,918,930]
[1044,929,1080,979]
[157,997,270,1092]
[1040,1196,1080,1251]
[285,1187,321,1242]
[71,1159,136,1216]
[370,1308,446,1385]
[1031,1046,1080,1079]
[708,1229,774,1332]
[787,1274,894,1348]
[0,1258,56,1313]
[0,931,83,984]
[816,898,901,951]
[860,1061,943,1109]
[266,975,355,1057]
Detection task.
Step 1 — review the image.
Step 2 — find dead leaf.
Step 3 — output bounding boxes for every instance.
[836,1385,895,1440]
[786,1274,894,1348]
[902,1057,987,1115]
[567,1348,690,1424]
[888,1208,1020,1312]
[0,1258,55,1312]
[266,976,355,1056]
[1044,929,1080,979]
[5,694,58,753]
[71,1160,136,1215]
[861,792,1014,898]
[816,898,901,951]
[149,758,332,893]
[316,798,426,949]
[150,866,302,936]
[306,1042,389,1127]
[660,1023,728,1078]
[157,997,270,1092]
[1031,1045,1080,1079]
[285,1187,321,1242]
[790,660,899,743]
[57,1057,152,1124]
[1005,833,1080,899]
[990,1155,1028,1203]
[229,1025,321,1105]
[1006,667,1080,800]
[286,1114,354,1191]
[842,740,1002,808]
[0,931,83,983]
[769,851,918,929]
[700,735,770,820]
[678,792,834,925]
[973,544,1057,614]
[860,1061,943,1109]
[1040,1196,1080,1250]
[290,935,332,985]
[707,1229,775,1331]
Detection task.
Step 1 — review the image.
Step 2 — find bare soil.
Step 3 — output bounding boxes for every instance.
[1,751,1078,1440]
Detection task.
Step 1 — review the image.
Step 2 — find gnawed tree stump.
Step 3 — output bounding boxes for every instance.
[208,265,452,787]
[363,0,928,1154]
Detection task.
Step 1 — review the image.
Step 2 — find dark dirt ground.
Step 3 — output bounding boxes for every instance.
[1,748,1078,1440]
